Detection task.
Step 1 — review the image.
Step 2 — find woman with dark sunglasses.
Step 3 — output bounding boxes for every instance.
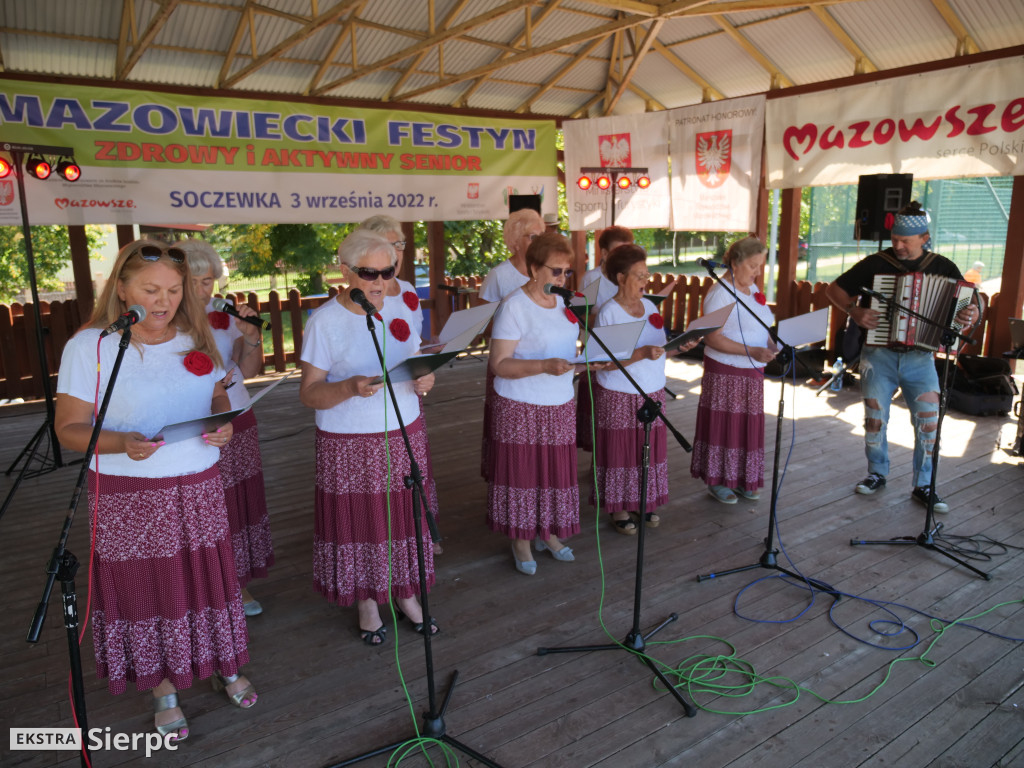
[487,232,608,575]
[54,239,257,743]
[300,229,439,645]
[178,239,274,618]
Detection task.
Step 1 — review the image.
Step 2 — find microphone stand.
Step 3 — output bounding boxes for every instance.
[329,309,501,768]
[695,265,839,596]
[849,290,990,580]
[27,327,136,768]
[536,293,697,718]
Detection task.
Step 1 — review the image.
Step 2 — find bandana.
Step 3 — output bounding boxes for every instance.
[891,211,930,236]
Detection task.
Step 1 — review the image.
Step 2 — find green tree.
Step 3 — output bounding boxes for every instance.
[0,225,105,303]
[444,219,508,277]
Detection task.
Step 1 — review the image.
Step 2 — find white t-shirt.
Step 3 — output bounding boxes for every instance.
[582,266,619,309]
[492,288,579,406]
[480,259,529,303]
[702,282,775,370]
[301,295,422,433]
[386,278,424,339]
[595,297,667,394]
[207,300,251,410]
[57,329,224,478]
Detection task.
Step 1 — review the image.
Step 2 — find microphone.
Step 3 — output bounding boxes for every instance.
[697,257,728,271]
[100,305,146,338]
[859,287,886,301]
[211,297,272,331]
[349,288,379,316]
[543,283,583,300]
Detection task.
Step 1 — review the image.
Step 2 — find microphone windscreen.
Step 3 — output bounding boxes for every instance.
[128,304,146,322]
[211,297,231,312]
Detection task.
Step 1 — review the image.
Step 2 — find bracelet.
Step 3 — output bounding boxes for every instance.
[243,337,261,348]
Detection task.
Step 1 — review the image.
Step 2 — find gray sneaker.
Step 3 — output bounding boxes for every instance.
[856,473,886,495]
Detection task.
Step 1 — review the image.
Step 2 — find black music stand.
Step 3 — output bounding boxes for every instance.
[328,310,501,768]
[849,288,989,580]
[695,265,839,596]
[536,295,697,718]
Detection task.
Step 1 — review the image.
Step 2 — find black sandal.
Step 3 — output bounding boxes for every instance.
[359,625,387,646]
[412,617,440,636]
[612,518,638,535]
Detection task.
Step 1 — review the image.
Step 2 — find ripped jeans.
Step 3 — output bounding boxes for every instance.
[859,346,940,488]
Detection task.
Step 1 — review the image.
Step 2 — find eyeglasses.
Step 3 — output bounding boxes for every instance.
[390,240,407,250]
[129,243,185,263]
[354,265,397,281]
[545,265,574,277]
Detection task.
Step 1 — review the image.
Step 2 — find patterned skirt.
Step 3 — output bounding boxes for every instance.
[486,393,580,541]
[313,416,437,606]
[592,384,669,514]
[87,465,249,695]
[219,408,274,586]
[689,356,765,492]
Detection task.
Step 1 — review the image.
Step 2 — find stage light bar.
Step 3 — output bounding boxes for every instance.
[26,154,51,180]
[577,175,592,191]
[0,156,11,179]
[56,158,81,182]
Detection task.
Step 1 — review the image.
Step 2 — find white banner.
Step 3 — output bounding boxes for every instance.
[766,56,1024,188]
[563,112,670,231]
[668,94,765,231]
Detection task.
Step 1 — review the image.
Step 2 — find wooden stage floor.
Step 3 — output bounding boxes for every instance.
[3,355,1024,768]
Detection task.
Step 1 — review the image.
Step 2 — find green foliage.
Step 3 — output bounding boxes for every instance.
[443,219,509,277]
[0,225,106,303]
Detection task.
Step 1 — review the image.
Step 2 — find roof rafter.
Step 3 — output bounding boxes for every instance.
[712,13,794,88]
[603,18,664,114]
[307,0,368,95]
[118,0,182,80]
[651,39,725,101]
[930,0,980,55]
[807,5,877,74]
[388,0,474,101]
[514,36,606,113]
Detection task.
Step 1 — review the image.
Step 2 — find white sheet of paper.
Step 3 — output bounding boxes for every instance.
[777,308,829,348]
[570,279,601,308]
[420,302,498,353]
[573,320,646,364]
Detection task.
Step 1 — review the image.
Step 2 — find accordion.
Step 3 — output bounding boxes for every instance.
[865,273,974,351]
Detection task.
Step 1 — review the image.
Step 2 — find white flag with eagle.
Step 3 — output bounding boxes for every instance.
[668,94,765,232]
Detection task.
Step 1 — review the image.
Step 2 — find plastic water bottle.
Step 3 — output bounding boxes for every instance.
[830,357,845,392]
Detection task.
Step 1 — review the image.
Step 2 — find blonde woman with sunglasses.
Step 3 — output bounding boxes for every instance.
[54,239,258,744]
[300,229,439,646]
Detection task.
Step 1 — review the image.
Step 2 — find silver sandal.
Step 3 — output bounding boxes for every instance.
[153,691,189,742]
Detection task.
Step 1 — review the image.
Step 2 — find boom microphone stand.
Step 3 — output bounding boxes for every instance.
[537,291,697,718]
[329,300,501,768]
[849,288,989,580]
[695,262,839,596]
[27,326,137,768]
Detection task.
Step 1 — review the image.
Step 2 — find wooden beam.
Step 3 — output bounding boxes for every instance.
[118,0,182,80]
[427,221,449,338]
[651,39,725,101]
[516,37,606,113]
[222,0,362,88]
[930,0,980,56]
[776,186,801,317]
[712,13,793,88]
[808,5,877,74]
[68,226,94,319]
[306,4,364,95]
[580,0,659,16]
[603,19,664,114]
[116,0,136,78]
[389,0,473,100]
[218,1,254,86]
[989,175,1024,357]
[313,0,536,96]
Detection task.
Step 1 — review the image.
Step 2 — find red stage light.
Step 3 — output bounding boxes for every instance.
[595,175,611,190]
[26,154,51,180]
[56,159,81,182]
[0,156,11,179]
[577,175,592,190]
[636,175,651,189]
[617,175,631,190]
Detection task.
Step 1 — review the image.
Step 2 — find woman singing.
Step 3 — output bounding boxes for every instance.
[179,239,274,616]
[55,239,257,743]
[300,229,439,645]
[690,236,776,504]
[487,232,604,574]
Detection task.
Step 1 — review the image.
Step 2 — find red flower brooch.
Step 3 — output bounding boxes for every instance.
[183,350,213,376]
[403,291,420,312]
[754,291,767,306]
[648,313,664,329]
[208,311,230,330]
[565,308,579,324]
[390,318,411,342]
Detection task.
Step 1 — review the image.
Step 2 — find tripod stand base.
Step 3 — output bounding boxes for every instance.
[697,546,841,597]
[536,613,697,717]
[326,671,503,768]
[851,523,992,580]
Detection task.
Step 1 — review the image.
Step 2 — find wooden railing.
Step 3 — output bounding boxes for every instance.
[0,276,997,402]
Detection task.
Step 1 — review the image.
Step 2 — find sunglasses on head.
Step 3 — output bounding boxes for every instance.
[354,265,397,281]
[545,265,574,277]
[130,243,186,263]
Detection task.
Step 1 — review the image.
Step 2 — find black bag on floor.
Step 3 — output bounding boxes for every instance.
[939,354,1017,417]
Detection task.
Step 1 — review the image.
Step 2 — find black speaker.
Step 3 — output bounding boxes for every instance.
[508,194,541,215]
[854,173,913,242]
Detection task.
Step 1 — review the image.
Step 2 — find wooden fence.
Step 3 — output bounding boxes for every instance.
[0,275,997,402]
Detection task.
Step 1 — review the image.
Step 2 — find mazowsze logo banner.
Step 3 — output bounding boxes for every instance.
[0,79,557,225]
[765,56,1023,188]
